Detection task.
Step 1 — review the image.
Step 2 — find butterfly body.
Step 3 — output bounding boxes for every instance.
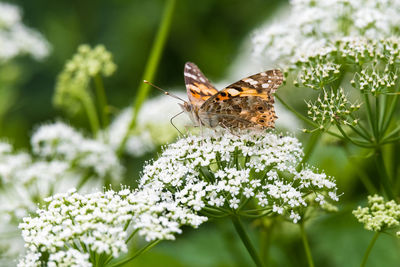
[182,62,283,130]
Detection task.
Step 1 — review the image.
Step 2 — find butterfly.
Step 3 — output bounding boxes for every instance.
[179,62,283,129]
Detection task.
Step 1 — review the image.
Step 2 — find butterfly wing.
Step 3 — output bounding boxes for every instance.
[199,69,283,129]
[184,62,218,108]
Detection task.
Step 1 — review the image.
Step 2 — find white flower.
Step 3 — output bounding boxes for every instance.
[0,2,50,62]
[19,187,191,265]
[0,142,31,184]
[140,130,339,223]
[252,0,400,65]
[107,92,190,157]
[46,249,91,267]
[19,189,130,264]
[31,121,124,182]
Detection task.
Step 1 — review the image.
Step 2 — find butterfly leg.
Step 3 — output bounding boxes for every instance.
[170,111,185,135]
[218,121,240,136]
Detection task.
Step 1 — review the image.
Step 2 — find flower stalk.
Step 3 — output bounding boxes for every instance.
[300,223,315,267]
[360,232,380,267]
[231,216,265,267]
[118,0,176,154]
[109,240,162,267]
[94,73,109,128]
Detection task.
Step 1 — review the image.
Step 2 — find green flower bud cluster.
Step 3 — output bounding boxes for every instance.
[54,44,116,115]
[353,194,400,233]
[294,61,341,90]
[293,38,400,92]
[351,68,397,96]
[305,88,361,130]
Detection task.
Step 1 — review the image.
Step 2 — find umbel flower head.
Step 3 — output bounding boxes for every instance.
[0,2,50,62]
[19,189,132,266]
[19,187,190,266]
[140,130,339,224]
[305,88,361,131]
[353,194,400,234]
[252,0,400,65]
[31,121,124,183]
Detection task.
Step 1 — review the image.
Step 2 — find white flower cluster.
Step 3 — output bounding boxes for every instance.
[19,189,132,266]
[132,186,207,241]
[0,142,72,221]
[32,121,124,182]
[353,194,400,233]
[19,186,195,266]
[18,249,91,267]
[252,0,400,65]
[140,130,339,223]
[0,141,74,264]
[0,2,50,62]
[0,122,124,262]
[108,92,190,157]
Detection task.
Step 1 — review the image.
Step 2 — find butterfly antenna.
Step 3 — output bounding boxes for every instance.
[143,80,186,102]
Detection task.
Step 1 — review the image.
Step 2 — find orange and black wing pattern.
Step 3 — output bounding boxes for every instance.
[200,69,283,129]
[184,62,218,108]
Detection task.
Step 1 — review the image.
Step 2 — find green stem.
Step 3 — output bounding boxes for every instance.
[348,124,371,142]
[231,216,265,267]
[300,131,321,166]
[343,145,377,194]
[276,94,313,126]
[350,113,373,141]
[363,93,377,141]
[381,89,399,136]
[76,172,92,191]
[375,97,381,143]
[79,92,100,135]
[335,124,373,148]
[300,223,314,267]
[94,74,109,128]
[260,220,275,265]
[108,240,161,267]
[374,148,395,199]
[126,228,139,244]
[360,232,380,267]
[378,94,387,131]
[381,135,400,145]
[117,0,176,155]
[381,123,400,143]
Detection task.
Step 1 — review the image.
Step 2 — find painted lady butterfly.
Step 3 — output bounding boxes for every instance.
[180,62,283,129]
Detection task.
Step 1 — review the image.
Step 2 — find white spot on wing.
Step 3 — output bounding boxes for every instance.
[260,72,267,76]
[184,72,198,80]
[226,88,240,96]
[243,78,258,85]
[262,83,270,88]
